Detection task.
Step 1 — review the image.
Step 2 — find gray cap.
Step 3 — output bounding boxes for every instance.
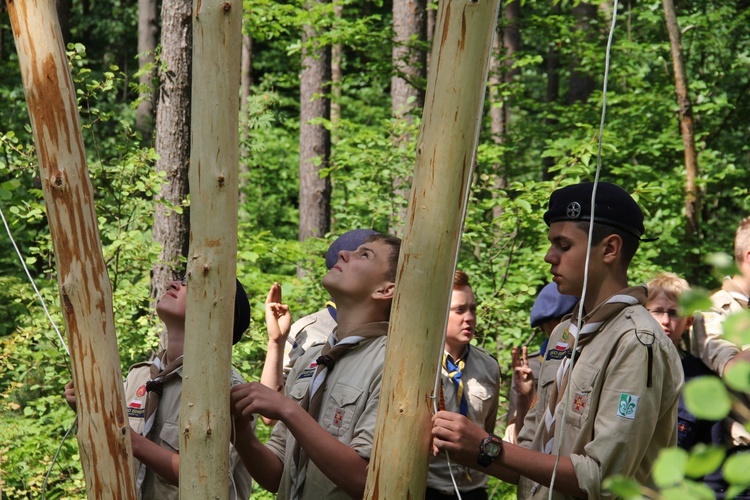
[530,282,578,328]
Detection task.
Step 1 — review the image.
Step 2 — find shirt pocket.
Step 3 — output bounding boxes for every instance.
[320,383,363,437]
[467,381,492,419]
[563,361,599,429]
[289,378,310,403]
[159,420,181,452]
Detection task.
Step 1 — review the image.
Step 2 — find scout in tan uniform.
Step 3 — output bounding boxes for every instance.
[432,182,683,499]
[65,276,253,499]
[691,216,750,379]
[426,270,500,499]
[260,229,379,404]
[231,233,401,499]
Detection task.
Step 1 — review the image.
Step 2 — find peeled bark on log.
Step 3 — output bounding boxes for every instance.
[178,0,242,497]
[7,1,137,498]
[363,0,501,496]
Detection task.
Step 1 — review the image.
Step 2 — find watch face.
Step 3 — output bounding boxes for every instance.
[484,441,500,457]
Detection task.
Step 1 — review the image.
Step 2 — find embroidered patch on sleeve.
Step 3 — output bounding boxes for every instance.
[573,392,588,414]
[616,393,639,419]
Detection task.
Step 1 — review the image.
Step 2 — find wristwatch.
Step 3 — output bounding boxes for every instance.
[478,433,503,467]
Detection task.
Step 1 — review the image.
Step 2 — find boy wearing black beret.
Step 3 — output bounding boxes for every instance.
[432,181,683,499]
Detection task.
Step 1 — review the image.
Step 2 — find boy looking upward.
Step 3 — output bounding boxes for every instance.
[231,233,401,499]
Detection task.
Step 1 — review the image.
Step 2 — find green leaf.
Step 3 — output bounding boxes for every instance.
[724,360,750,393]
[683,479,721,499]
[653,447,688,488]
[684,376,732,420]
[723,452,750,486]
[685,444,725,478]
[722,311,750,346]
[679,289,713,316]
[602,475,644,499]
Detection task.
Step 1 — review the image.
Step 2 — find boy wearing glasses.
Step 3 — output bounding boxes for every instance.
[646,272,717,450]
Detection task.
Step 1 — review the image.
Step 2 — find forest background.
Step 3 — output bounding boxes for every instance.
[0,0,749,497]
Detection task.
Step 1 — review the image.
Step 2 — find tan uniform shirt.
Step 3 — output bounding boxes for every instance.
[516,305,682,499]
[123,361,253,500]
[690,283,750,445]
[690,286,747,376]
[266,324,388,500]
[428,345,500,494]
[283,308,336,380]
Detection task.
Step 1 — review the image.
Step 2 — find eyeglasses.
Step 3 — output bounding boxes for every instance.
[647,308,681,320]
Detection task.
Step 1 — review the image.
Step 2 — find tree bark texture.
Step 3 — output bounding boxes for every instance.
[391,0,426,118]
[151,0,192,316]
[239,31,252,204]
[489,0,520,219]
[298,2,331,242]
[663,0,700,259]
[363,0,501,496]
[330,2,343,142]
[179,0,242,497]
[568,3,596,104]
[136,0,159,143]
[7,1,137,498]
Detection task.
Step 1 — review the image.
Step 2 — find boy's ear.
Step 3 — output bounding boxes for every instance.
[372,282,395,301]
[601,233,623,264]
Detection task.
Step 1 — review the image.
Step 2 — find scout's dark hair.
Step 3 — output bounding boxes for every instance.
[575,221,640,268]
[364,233,401,283]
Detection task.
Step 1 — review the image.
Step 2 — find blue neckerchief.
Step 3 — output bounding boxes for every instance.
[540,338,548,356]
[325,300,337,322]
[443,346,470,417]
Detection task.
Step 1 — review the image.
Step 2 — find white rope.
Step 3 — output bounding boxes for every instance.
[0,203,69,357]
[548,0,620,497]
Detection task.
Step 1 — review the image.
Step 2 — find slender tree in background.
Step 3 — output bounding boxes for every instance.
[136,0,159,144]
[542,3,561,181]
[663,0,700,275]
[330,1,343,144]
[151,0,192,327]
[488,0,520,219]
[239,30,252,204]
[298,0,332,243]
[391,0,426,232]
[569,2,597,104]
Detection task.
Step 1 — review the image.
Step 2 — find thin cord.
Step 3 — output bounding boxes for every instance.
[547,0,620,497]
[0,203,69,357]
[41,416,77,499]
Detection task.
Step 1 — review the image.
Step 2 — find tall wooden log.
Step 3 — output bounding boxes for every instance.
[179,0,242,497]
[363,0,501,496]
[6,1,137,498]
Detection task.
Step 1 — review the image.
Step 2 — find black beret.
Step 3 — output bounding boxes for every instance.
[233,278,250,345]
[543,182,644,238]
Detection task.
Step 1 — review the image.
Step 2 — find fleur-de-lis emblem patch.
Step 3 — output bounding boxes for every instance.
[616,393,639,419]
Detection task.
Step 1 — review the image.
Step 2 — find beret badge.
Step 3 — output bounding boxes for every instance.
[566,202,582,219]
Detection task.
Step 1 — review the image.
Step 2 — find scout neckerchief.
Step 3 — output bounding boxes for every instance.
[541,286,646,455]
[722,277,749,308]
[291,321,388,499]
[442,346,470,417]
[142,350,184,439]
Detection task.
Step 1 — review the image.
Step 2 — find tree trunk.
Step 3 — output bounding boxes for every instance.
[568,3,596,104]
[663,0,700,273]
[330,2,343,144]
[363,0,501,496]
[391,0,426,118]
[136,0,159,143]
[239,32,252,205]
[7,1,137,497]
[489,0,520,220]
[151,0,192,334]
[298,1,332,242]
[542,18,561,181]
[179,0,242,497]
[390,0,426,234]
